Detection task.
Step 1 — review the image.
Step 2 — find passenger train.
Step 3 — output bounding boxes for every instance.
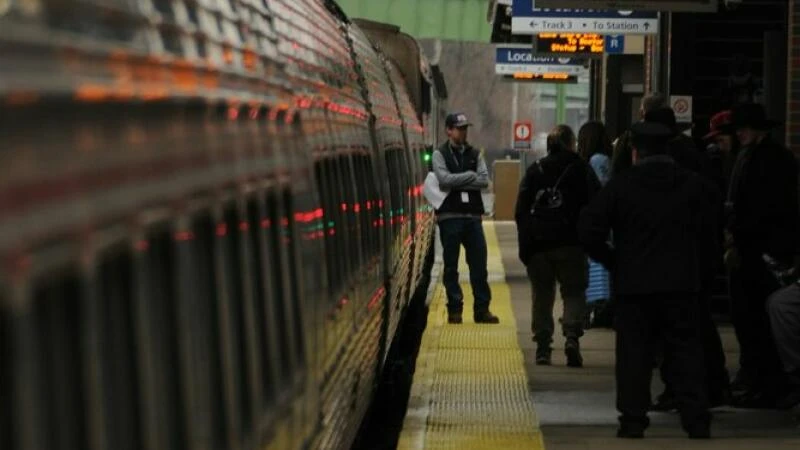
[0,1,446,449]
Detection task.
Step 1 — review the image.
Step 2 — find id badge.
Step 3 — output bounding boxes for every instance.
[461,192,469,203]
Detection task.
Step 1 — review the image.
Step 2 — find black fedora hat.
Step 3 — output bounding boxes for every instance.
[643,107,692,134]
[727,102,781,131]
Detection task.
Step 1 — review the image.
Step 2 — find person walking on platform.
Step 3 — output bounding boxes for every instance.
[724,102,799,407]
[515,125,601,367]
[432,112,499,325]
[579,122,720,439]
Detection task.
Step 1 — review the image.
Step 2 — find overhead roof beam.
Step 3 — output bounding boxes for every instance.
[335,0,494,41]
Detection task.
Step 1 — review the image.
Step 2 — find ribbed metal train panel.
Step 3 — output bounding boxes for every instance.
[0,1,441,450]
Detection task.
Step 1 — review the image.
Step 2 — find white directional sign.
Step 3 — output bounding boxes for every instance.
[495,64,587,75]
[511,0,659,35]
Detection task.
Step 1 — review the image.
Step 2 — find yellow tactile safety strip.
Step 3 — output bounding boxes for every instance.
[397,222,545,450]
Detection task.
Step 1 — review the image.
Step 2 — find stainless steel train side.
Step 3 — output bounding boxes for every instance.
[0,1,445,450]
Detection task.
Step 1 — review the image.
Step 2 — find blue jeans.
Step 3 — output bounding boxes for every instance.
[438,217,491,314]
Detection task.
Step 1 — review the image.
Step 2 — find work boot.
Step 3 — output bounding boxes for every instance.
[536,345,552,365]
[565,337,583,368]
[474,310,499,324]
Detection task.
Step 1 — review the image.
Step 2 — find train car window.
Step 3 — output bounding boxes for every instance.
[136,228,186,450]
[245,199,278,406]
[195,38,208,59]
[216,209,253,438]
[332,155,352,286]
[357,154,378,261]
[186,3,201,26]
[367,156,381,258]
[97,249,143,450]
[152,0,175,21]
[352,155,368,260]
[190,215,228,447]
[24,270,88,450]
[159,30,184,56]
[314,159,338,298]
[281,188,308,373]
[0,302,12,450]
[264,191,295,384]
[340,155,359,280]
[398,146,411,224]
[386,149,403,248]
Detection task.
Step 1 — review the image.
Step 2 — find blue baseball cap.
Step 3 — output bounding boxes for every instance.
[445,112,472,129]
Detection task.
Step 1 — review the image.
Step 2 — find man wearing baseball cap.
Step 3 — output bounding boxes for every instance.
[431,112,499,324]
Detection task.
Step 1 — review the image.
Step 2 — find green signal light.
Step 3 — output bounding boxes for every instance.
[423,153,432,162]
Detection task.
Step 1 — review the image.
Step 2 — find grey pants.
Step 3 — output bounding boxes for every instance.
[767,283,800,374]
[526,246,588,345]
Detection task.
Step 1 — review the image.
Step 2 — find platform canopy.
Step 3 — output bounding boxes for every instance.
[334,0,494,41]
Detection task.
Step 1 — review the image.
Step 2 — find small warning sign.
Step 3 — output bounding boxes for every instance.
[514,122,533,149]
[670,95,692,123]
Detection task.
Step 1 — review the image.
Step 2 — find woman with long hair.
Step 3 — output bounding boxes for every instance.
[578,121,614,328]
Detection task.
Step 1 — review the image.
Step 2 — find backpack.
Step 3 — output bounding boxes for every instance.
[528,161,578,242]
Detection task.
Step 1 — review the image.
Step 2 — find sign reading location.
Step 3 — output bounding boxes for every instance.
[511,0,659,35]
[534,0,717,13]
[514,122,533,149]
[535,33,604,57]
[495,46,589,76]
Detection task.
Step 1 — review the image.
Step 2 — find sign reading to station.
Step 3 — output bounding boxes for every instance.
[514,122,533,149]
[495,46,588,76]
[511,0,659,35]
[533,0,717,13]
[535,33,604,56]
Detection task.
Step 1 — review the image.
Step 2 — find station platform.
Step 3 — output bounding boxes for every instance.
[398,221,800,450]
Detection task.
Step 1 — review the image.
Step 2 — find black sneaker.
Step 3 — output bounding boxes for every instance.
[617,416,648,438]
[536,346,552,365]
[565,338,583,368]
[474,310,499,324]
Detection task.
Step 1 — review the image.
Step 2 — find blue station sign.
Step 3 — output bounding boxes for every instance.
[510,0,659,35]
[495,45,588,76]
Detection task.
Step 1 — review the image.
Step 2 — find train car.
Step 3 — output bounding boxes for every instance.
[0,1,446,450]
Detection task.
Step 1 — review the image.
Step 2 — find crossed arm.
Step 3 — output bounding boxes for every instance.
[432,150,489,191]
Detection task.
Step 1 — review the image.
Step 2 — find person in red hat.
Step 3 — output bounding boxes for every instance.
[703,110,740,188]
[704,110,735,153]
